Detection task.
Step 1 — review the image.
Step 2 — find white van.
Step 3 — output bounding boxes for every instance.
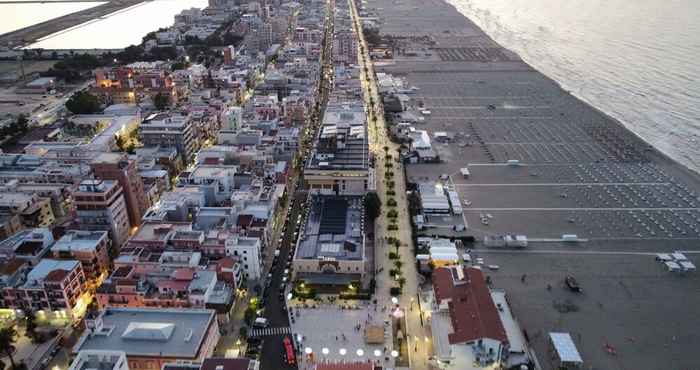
[254,318,269,327]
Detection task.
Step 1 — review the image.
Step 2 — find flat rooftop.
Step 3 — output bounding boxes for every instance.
[25,259,79,288]
[75,307,216,359]
[130,222,193,242]
[91,152,125,164]
[52,230,107,252]
[296,195,364,261]
[306,103,369,171]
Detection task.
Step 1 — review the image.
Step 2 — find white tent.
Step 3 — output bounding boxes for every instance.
[549,332,583,366]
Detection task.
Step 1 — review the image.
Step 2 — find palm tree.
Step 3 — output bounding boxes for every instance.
[394,260,404,270]
[0,326,18,370]
[24,310,36,342]
[398,277,407,289]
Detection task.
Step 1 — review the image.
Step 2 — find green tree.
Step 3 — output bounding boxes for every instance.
[153,93,170,111]
[238,326,248,339]
[171,62,187,71]
[66,91,101,114]
[115,135,126,151]
[363,192,381,221]
[0,326,18,370]
[398,277,407,289]
[244,307,256,326]
[24,310,37,342]
[8,115,28,134]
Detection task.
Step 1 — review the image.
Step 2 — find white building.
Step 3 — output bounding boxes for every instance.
[225,236,262,280]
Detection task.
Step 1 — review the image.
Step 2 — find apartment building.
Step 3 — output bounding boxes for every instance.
[92,66,175,105]
[95,266,227,310]
[140,113,198,164]
[332,29,358,64]
[0,228,54,266]
[52,230,111,286]
[0,213,22,240]
[224,235,262,280]
[18,259,87,319]
[74,179,131,249]
[0,192,55,228]
[91,153,150,228]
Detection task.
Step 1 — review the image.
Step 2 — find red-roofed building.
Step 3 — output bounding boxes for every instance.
[431,266,509,367]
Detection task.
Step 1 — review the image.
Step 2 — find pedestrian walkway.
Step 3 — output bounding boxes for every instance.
[249,326,291,337]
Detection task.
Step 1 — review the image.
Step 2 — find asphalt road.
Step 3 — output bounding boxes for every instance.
[259,191,308,370]
[259,1,334,368]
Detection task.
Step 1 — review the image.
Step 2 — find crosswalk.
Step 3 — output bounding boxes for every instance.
[249,326,291,337]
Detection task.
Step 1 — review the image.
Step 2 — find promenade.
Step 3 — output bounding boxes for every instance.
[363,0,700,369]
[348,1,433,369]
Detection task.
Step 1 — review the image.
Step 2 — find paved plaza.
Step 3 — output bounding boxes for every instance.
[290,303,397,369]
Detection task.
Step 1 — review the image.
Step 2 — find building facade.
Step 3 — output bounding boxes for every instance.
[91,153,150,228]
[74,179,131,249]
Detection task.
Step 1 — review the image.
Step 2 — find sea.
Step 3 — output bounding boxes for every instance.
[447,0,700,173]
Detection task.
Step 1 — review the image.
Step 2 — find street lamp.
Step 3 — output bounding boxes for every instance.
[356,349,364,357]
[339,348,347,356]
[373,349,382,357]
[322,347,329,355]
[391,350,399,358]
[305,347,313,355]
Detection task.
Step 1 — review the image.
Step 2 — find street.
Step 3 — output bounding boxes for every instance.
[347,0,434,368]
[258,191,308,370]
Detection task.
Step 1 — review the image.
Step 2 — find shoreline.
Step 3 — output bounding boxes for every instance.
[370,0,700,186]
[444,0,700,176]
